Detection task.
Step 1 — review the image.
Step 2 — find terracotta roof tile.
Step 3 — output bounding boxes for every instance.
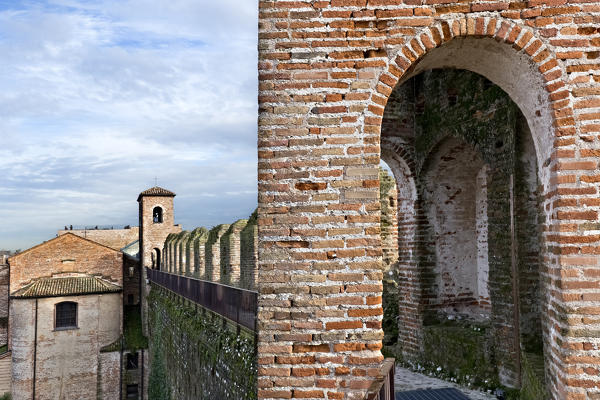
[12,275,122,298]
[137,186,175,201]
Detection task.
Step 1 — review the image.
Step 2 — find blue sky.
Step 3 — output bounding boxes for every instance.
[0,0,259,250]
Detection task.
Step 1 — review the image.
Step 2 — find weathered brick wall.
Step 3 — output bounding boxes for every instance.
[58,226,139,251]
[205,224,230,282]
[8,233,123,293]
[380,169,398,271]
[10,293,122,400]
[258,2,599,398]
[241,213,259,290]
[221,220,249,286]
[98,351,121,400]
[139,195,182,272]
[124,255,141,306]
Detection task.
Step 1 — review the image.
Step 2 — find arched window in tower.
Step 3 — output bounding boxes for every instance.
[153,207,163,224]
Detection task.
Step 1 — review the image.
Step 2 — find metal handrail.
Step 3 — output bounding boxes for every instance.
[146,267,258,331]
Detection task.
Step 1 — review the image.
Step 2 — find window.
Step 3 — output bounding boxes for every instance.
[55,302,77,330]
[126,384,139,398]
[153,207,163,223]
[126,352,139,370]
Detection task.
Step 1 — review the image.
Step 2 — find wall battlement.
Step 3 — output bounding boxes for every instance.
[160,211,258,290]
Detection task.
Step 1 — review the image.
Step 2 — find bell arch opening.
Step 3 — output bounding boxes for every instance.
[379,65,548,395]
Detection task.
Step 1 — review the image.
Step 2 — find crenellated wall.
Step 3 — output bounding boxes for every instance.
[158,211,258,290]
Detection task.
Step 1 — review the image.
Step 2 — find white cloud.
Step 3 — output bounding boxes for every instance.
[0,0,259,250]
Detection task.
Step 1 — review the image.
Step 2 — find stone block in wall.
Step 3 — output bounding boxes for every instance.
[220,219,248,287]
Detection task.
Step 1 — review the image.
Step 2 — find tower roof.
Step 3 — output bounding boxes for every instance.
[137,186,176,202]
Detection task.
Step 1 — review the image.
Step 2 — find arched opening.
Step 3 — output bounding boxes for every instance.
[152,248,161,270]
[380,66,546,394]
[153,206,163,224]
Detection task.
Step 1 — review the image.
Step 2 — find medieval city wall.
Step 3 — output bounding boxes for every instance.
[258,1,600,399]
[146,287,256,400]
[145,211,259,399]
[161,211,259,290]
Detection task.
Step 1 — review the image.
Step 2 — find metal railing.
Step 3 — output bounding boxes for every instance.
[366,358,395,400]
[146,268,258,331]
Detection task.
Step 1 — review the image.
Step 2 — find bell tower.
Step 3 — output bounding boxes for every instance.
[138,186,182,271]
[138,186,182,334]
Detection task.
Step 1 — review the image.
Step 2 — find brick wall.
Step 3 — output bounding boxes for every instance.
[8,233,123,293]
[58,226,139,251]
[258,2,600,398]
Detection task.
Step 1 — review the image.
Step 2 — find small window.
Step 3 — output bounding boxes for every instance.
[153,207,163,223]
[126,352,139,370]
[55,302,77,330]
[126,384,139,398]
[128,294,134,305]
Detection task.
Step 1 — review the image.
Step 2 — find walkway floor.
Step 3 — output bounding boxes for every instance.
[395,367,496,400]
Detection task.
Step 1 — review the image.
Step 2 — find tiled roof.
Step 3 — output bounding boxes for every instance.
[12,275,122,298]
[137,186,175,201]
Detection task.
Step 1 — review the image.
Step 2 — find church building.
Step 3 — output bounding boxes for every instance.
[6,187,180,400]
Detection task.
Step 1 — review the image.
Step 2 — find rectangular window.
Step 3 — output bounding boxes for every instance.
[126,352,139,370]
[55,302,77,329]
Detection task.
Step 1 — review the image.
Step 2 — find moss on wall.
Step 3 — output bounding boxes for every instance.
[147,286,256,400]
[421,320,497,388]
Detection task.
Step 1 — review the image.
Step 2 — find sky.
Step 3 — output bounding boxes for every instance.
[0,0,259,250]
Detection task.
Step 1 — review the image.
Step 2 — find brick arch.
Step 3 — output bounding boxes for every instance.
[371,17,571,395]
[370,16,571,184]
[380,140,421,357]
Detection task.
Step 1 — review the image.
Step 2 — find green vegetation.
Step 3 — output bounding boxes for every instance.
[124,305,148,350]
[147,287,257,399]
[0,393,10,400]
